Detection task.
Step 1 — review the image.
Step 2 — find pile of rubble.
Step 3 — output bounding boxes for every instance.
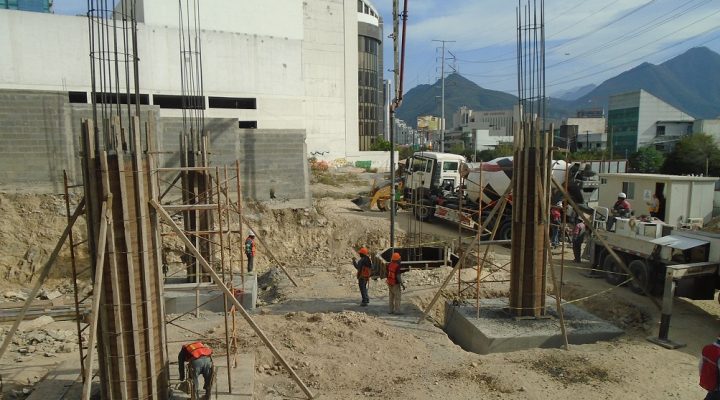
[0,316,80,361]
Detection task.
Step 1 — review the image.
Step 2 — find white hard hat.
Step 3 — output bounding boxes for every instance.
[248,230,255,236]
[618,192,626,199]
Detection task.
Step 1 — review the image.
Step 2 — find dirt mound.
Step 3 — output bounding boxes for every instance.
[0,193,89,286]
[530,352,619,385]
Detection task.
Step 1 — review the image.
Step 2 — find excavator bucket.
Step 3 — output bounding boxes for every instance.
[352,196,371,210]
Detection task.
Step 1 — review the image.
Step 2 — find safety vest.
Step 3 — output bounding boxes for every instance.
[245,237,255,256]
[183,342,213,361]
[386,261,400,286]
[357,256,372,280]
[701,343,720,391]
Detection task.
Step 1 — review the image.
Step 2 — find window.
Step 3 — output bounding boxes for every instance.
[94,92,149,105]
[238,121,257,129]
[68,91,88,103]
[656,125,666,136]
[412,158,427,172]
[153,94,204,109]
[622,182,635,199]
[601,178,607,184]
[442,161,459,172]
[209,97,256,109]
[357,0,362,12]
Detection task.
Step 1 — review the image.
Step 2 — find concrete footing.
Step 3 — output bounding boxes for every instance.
[165,274,258,314]
[444,297,623,354]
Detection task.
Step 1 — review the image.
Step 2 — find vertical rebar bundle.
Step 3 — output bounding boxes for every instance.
[509,0,550,318]
[85,2,169,397]
[177,0,212,283]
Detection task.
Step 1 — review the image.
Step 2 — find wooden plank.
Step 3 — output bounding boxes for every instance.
[146,120,170,378]
[152,200,315,400]
[82,198,110,400]
[101,151,129,400]
[162,203,221,211]
[132,116,158,399]
[112,116,145,400]
[0,199,85,361]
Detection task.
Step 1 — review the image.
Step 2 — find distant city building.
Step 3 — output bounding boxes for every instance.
[693,119,720,142]
[576,108,605,118]
[1,0,50,12]
[451,105,519,137]
[559,116,606,152]
[576,132,607,151]
[608,90,694,155]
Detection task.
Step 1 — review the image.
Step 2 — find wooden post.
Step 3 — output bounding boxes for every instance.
[82,198,110,400]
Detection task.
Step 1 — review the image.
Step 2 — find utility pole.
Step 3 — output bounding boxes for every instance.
[433,39,455,152]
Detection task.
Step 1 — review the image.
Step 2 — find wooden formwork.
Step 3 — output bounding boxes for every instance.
[81,117,168,399]
[509,121,550,318]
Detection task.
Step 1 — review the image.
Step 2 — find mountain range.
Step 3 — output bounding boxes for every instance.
[396,46,720,127]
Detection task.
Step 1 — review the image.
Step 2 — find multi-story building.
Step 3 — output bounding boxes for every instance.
[0,0,386,161]
[1,0,50,12]
[608,90,694,155]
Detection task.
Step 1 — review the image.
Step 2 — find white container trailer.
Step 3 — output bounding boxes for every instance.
[597,173,717,226]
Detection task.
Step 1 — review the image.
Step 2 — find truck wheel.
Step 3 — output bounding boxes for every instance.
[495,221,512,241]
[414,198,435,222]
[603,255,627,286]
[628,260,651,295]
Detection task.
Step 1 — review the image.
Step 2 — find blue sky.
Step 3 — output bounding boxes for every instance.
[53,0,720,96]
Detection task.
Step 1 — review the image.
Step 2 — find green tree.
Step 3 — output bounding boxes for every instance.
[629,146,664,173]
[662,133,720,176]
[369,138,392,151]
[448,143,465,155]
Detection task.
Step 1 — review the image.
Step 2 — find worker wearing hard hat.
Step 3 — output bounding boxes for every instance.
[352,247,372,306]
[606,192,632,231]
[245,231,256,273]
[386,252,406,314]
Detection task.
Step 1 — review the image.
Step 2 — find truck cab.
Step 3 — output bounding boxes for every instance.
[406,152,465,193]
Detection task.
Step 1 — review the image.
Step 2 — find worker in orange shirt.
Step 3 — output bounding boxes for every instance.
[386,252,405,314]
[178,341,214,400]
[352,247,372,306]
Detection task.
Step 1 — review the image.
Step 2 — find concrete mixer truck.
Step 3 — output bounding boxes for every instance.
[403,152,599,239]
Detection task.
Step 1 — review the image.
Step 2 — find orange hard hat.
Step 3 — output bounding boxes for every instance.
[358,247,369,255]
[391,252,401,261]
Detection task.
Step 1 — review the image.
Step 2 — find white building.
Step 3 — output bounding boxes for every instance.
[608,90,694,155]
[0,0,388,165]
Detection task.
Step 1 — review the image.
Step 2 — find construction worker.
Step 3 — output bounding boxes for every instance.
[572,218,586,263]
[352,247,372,306]
[606,192,632,231]
[178,341,214,400]
[245,231,256,273]
[700,334,720,399]
[386,252,405,314]
[550,202,562,247]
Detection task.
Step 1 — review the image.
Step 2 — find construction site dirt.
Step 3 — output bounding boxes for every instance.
[0,171,717,399]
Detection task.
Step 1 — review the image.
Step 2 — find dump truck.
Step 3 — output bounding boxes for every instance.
[404,152,599,238]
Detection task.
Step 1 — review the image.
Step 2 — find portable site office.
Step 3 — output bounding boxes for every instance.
[597,173,718,226]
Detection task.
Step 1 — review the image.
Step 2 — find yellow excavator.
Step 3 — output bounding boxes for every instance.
[352,162,407,211]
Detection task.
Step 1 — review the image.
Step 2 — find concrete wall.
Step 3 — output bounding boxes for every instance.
[637,90,694,147]
[0,90,310,204]
[0,89,73,192]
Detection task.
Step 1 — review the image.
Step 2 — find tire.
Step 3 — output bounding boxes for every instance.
[628,259,651,295]
[602,254,628,286]
[494,221,512,241]
[414,198,435,222]
[377,199,387,212]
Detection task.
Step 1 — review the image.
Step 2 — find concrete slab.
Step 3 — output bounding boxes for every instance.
[25,359,84,400]
[444,297,623,355]
[165,274,257,315]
